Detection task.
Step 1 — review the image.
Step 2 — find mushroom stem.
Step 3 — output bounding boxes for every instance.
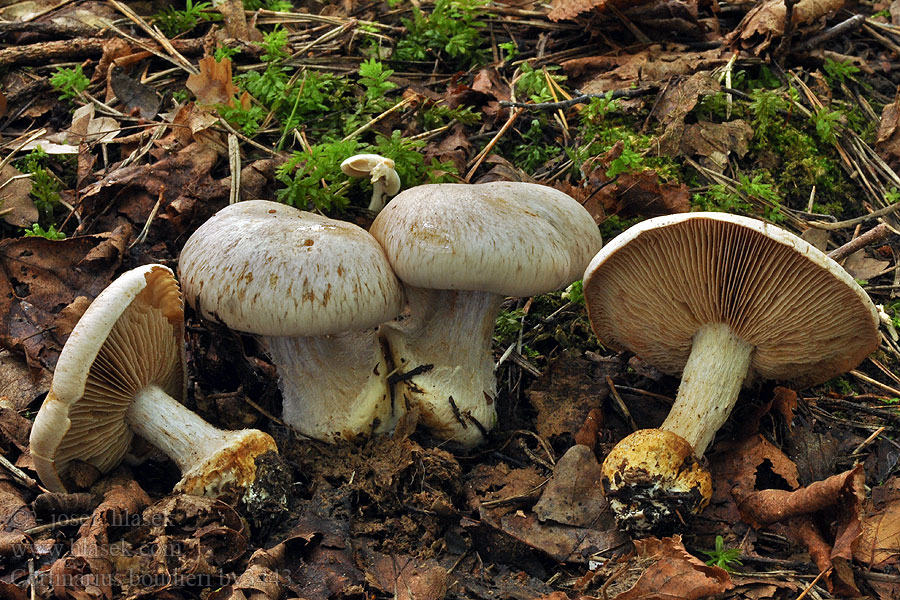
[265,329,400,441]
[660,322,754,456]
[381,286,501,447]
[126,384,247,473]
[369,180,386,212]
[126,383,276,497]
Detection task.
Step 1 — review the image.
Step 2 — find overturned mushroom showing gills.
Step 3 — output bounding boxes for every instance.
[583,212,880,532]
[340,153,401,212]
[29,265,277,497]
[178,200,404,443]
[370,181,603,447]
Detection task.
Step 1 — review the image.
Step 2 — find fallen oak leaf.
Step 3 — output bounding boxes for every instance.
[736,464,865,529]
[187,56,241,107]
[611,535,733,600]
[727,0,846,55]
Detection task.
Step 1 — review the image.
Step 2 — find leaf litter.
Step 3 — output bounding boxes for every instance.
[0,0,899,598]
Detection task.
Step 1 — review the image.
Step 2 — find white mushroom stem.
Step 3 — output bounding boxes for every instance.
[660,322,754,457]
[264,329,400,442]
[380,286,501,448]
[126,384,254,474]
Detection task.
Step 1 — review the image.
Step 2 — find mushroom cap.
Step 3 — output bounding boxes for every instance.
[601,429,712,532]
[369,182,603,297]
[341,153,401,195]
[29,265,186,492]
[178,200,404,337]
[584,212,880,389]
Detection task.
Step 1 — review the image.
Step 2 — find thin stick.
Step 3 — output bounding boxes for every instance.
[850,369,900,397]
[465,107,524,181]
[794,567,831,600]
[828,223,893,261]
[228,133,241,205]
[851,426,885,455]
[342,96,413,141]
[24,515,90,536]
[500,86,660,110]
[809,202,900,230]
[0,452,45,492]
[792,15,867,53]
[606,376,639,433]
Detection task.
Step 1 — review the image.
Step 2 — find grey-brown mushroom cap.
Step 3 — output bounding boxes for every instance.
[29,265,186,492]
[583,212,881,389]
[369,182,603,297]
[178,200,403,338]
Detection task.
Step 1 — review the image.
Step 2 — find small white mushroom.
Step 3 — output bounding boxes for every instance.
[178,200,405,443]
[583,212,881,531]
[341,154,401,212]
[29,265,278,498]
[369,181,603,447]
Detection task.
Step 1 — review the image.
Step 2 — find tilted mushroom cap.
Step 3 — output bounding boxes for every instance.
[584,212,880,388]
[341,154,401,196]
[30,265,185,492]
[178,200,404,337]
[370,182,603,296]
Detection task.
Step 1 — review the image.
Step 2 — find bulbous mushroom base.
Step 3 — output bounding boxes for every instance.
[600,429,712,534]
[175,429,278,499]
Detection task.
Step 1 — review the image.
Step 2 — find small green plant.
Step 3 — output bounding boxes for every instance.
[823,58,860,86]
[516,63,567,104]
[357,58,397,112]
[16,149,61,220]
[23,223,65,240]
[243,0,293,10]
[562,280,584,305]
[154,0,222,37]
[50,65,90,101]
[606,142,645,178]
[214,45,240,62]
[499,42,519,62]
[813,108,844,144]
[275,139,361,212]
[702,536,743,572]
[495,308,526,343]
[395,0,490,69]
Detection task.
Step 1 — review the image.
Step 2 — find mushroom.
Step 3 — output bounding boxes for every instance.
[340,153,401,212]
[369,181,603,447]
[29,265,278,498]
[583,212,881,531]
[178,200,405,442]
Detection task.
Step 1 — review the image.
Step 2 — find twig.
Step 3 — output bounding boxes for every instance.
[107,0,198,74]
[850,369,900,397]
[774,0,799,61]
[794,567,831,600]
[228,134,241,205]
[24,515,90,536]
[828,223,893,262]
[851,426,885,455]
[342,96,414,141]
[465,107,524,181]
[606,376,639,432]
[792,15,867,53]
[809,202,900,230]
[0,452,43,491]
[499,86,660,110]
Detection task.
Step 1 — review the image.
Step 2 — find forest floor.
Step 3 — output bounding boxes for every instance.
[1,0,900,598]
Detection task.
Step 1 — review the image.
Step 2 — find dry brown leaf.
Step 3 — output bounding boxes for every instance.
[70,104,119,145]
[854,478,900,567]
[497,510,630,563]
[0,163,38,228]
[659,120,754,172]
[771,386,798,431]
[574,408,604,449]
[187,56,240,107]
[423,125,471,175]
[737,465,865,528]
[611,535,733,600]
[525,352,612,441]
[534,444,612,528]
[0,226,130,370]
[842,249,891,281]
[549,0,654,21]
[565,47,728,94]
[0,350,51,410]
[728,0,846,54]
[585,167,692,219]
[366,552,449,600]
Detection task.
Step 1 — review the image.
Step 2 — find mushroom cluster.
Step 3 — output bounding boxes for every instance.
[583,212,881,532]
[30,265,278,498]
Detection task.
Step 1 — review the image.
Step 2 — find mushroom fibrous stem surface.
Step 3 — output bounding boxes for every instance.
[661,322,754,457]
[381,286,501,447]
